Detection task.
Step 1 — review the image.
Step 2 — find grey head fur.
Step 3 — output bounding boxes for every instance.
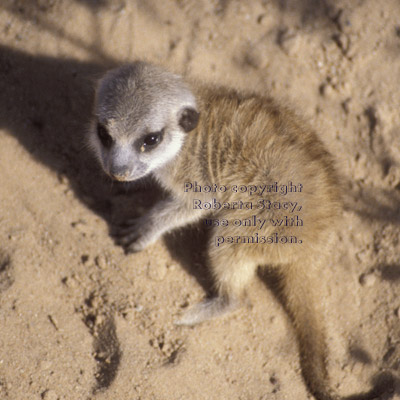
[90,62,199,181]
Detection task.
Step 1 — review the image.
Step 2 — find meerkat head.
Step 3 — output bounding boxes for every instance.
[89,62,199,182]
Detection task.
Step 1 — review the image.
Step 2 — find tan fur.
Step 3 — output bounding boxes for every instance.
[159,87,341,400]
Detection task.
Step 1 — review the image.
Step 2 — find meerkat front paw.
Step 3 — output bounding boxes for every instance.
[112,216,156,253]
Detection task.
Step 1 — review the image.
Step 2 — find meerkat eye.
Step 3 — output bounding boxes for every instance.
[97,122,113,148]
[140,130,164,152]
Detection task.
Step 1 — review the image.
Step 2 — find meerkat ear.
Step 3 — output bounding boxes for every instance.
[179,107,200,133]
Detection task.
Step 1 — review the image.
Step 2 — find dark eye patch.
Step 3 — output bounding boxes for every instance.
[97,122,113,148]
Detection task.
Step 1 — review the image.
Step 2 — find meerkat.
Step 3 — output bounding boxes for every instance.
[89,61,342,400]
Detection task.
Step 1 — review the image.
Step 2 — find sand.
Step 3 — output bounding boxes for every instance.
[0,0,400,399]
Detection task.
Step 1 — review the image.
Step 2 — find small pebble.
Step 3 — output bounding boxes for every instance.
[334,32,350,53]
[42,389,58,400]
[359,272,376,287]
[147,262,168,281]
[320,83,335,98]
[39,360,53,371]
[95,255,108,269]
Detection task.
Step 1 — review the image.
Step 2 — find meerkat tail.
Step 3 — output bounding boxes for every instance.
[278,262,339,400]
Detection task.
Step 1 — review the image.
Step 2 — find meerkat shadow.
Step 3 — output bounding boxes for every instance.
[108,176,166,225]
[0,44,126,221]
[342,370,398,400]
[163,222,216,296]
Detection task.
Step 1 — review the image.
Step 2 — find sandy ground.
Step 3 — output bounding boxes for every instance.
[1,1,400,399]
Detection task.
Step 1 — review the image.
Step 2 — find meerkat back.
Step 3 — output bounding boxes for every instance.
[88,61,368,400]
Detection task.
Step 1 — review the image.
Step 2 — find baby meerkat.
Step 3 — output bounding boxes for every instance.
[90,62,342,400]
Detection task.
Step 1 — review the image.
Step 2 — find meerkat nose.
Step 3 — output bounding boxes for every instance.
[109,166,131,181]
